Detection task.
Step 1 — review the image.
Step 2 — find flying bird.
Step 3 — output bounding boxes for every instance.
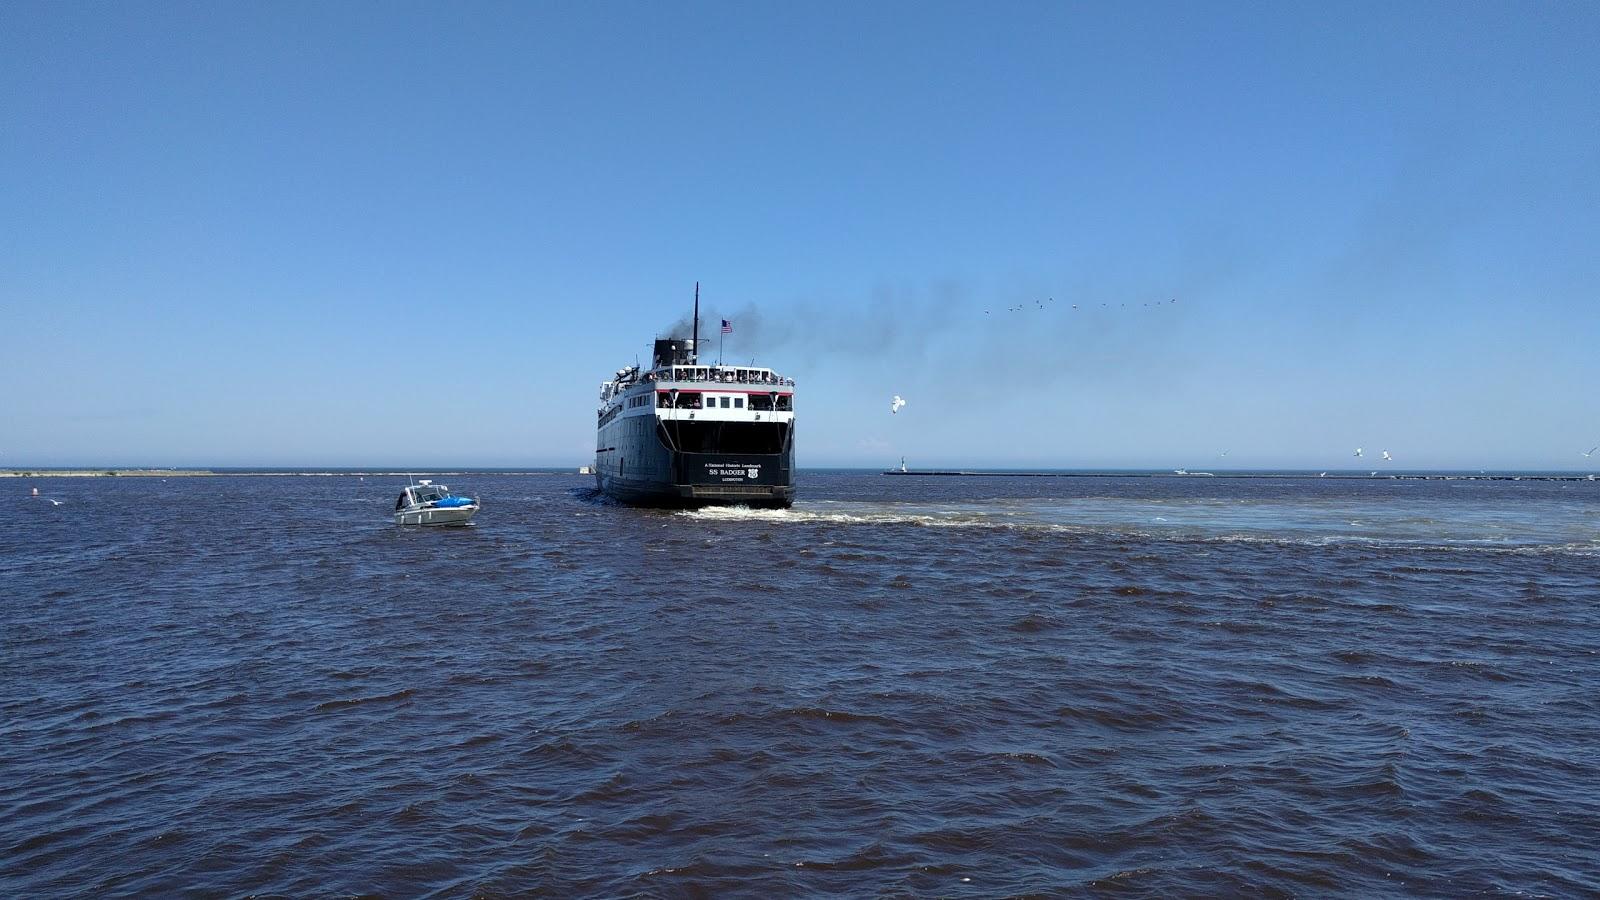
[1354,448,1364,458]
[1584,446,1597,458]
[1381,451,1392,462]
[891,395,906,415]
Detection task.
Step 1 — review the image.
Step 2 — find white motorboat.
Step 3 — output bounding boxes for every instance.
[394,480,479,526]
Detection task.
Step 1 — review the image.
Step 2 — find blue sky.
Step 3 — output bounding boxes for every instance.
[3,1,1597,468]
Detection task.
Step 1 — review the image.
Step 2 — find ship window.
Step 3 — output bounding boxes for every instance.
[734,397,744,408]
[748,394,773,411]
[721,396,731,408]
[776,395,792,411]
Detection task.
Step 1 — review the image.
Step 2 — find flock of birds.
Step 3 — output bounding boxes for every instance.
[884,399,1599,470]
[899,298,1597,468]
[984,296,1179,315]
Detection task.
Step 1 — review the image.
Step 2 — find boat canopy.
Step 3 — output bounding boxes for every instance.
[398,483,453,509]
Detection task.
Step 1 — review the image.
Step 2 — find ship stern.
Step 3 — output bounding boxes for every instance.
[672,451,793,508]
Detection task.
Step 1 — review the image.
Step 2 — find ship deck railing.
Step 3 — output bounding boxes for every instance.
[642,372,796,388]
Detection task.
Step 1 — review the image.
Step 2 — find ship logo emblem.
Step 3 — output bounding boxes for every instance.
[747,467,760,478]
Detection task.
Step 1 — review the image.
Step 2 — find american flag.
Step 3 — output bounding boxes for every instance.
[720,319,732,334]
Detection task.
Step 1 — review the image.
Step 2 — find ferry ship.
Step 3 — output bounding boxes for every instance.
[594,288,795,507]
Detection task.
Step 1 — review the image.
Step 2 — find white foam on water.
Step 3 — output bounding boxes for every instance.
[672,498,1600,555]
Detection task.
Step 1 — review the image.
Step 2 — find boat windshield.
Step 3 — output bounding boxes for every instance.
[411,486,449,504]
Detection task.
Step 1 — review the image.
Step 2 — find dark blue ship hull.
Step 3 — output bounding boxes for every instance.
[596,413,794,508]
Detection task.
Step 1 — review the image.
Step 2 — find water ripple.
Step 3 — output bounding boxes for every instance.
[3,472,1599,895]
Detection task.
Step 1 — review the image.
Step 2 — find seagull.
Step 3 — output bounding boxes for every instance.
[1584,446,1598,458]
[890,395,906,415]
[1381,451,1392,461]
[43,498,63,506]
[1354,448,1364,458]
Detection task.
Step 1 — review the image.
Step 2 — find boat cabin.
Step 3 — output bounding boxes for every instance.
[396,480,453,511]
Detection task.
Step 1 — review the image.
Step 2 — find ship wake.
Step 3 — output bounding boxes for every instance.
[675,499,1600,556]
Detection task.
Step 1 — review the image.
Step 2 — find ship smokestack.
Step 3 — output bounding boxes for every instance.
[652,338,695,369]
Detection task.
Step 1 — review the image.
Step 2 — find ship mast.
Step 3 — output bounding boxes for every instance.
[691,281,700,365]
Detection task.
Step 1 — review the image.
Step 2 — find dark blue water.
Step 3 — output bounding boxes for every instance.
[5,472,1599,895]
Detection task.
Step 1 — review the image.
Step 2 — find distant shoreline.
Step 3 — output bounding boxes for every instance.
[6,467,1597,481]
[3,470,584,478]
[884,469,1599,483]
